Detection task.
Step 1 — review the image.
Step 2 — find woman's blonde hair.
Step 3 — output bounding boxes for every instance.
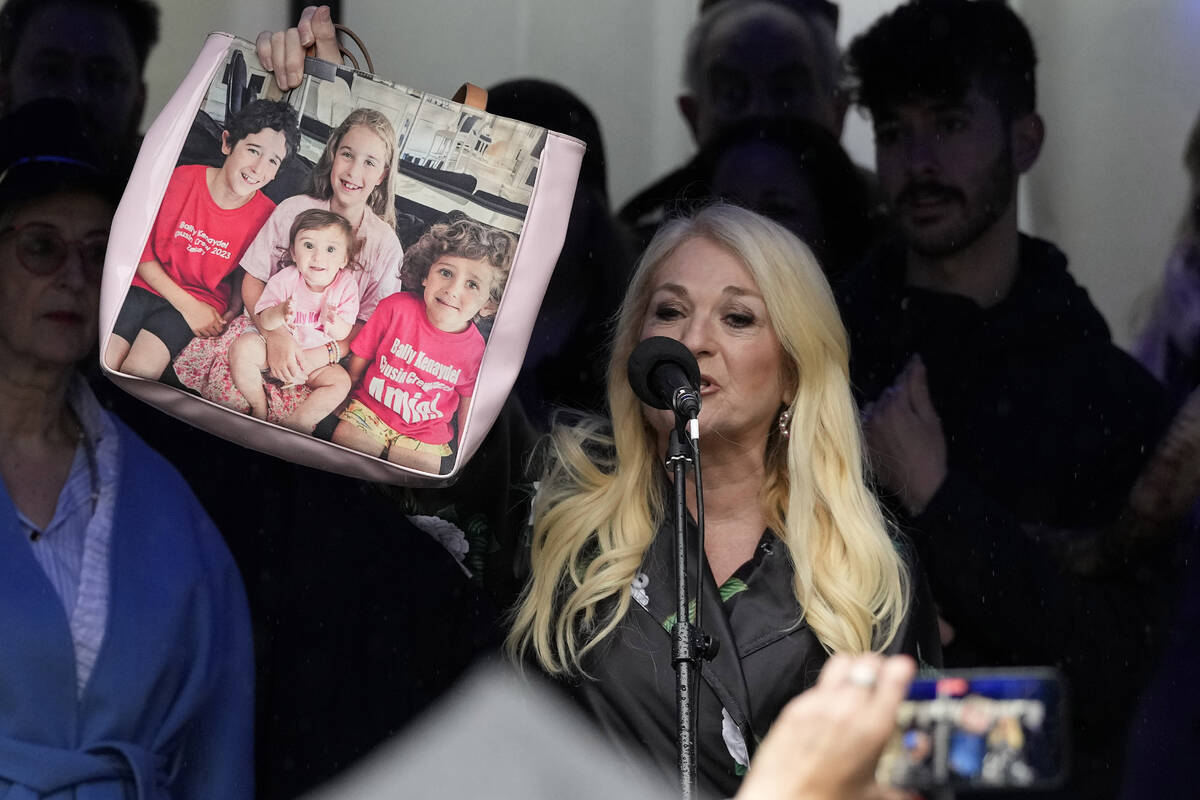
[507,203,909,675]
[307,107,398,228]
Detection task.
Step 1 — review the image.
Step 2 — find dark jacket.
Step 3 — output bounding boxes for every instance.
[568,515,941,799]
[838,235,1172,797]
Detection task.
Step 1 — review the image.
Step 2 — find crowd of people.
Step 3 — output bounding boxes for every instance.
[1,0,1197,798]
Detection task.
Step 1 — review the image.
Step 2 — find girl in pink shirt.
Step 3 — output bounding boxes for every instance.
[228,209,360,430]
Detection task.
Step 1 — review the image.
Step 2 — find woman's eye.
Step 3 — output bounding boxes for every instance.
[31,57,70,83]
[466,280,480,291]
[725,312,754,328]
[874,124,903,148]
[24,234,57,256]
[936,116,968,135]
[439,267,452,278]
[653,304,683,321]
[366,159,378,168]
[82,241,109,268]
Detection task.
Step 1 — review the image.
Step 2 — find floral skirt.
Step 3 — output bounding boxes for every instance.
[172,313,311,423]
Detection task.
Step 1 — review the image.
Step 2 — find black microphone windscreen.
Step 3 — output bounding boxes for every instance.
[627,337,701,411]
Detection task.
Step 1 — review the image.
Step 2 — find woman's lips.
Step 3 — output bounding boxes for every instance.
[43,310,85,324]
[699,375,717,395]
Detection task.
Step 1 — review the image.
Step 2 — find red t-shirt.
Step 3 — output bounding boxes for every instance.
[131,164,276,314]
[350,292,485,446]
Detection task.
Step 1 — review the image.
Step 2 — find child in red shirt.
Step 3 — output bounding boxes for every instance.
[106,100,299,379]
[333,216,516,474]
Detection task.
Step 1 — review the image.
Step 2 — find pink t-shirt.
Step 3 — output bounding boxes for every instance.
[254,266,360,349]
[132,164,276,314]
[240,195,403,321]
[349,292,485,446]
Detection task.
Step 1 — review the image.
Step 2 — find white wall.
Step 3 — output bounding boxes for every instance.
[143,2,290,132]
[141,1,1200,348]
[340,0,697,210]
[1015,0,1200,346]
[836,0,904,169]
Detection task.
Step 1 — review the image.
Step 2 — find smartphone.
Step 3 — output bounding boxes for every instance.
[877,668,1068,793]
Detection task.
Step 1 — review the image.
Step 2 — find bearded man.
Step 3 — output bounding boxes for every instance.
[838,2,1170,798]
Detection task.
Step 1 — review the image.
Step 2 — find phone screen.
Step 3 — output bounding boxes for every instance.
[877,668,1067,792]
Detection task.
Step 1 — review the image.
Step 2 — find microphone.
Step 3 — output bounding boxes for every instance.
[627,336,702,420]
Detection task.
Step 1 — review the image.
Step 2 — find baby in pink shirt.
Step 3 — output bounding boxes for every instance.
[229,209,360,429]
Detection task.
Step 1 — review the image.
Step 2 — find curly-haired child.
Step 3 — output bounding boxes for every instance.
[333,216,515,473]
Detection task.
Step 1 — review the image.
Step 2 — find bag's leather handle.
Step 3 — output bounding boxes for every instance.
[305,23,375,73]
[298,16,482,112]
[300,19,484,112]
[452,83,488,112]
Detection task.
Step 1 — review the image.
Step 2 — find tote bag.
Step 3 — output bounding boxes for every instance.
[99,32,583,487]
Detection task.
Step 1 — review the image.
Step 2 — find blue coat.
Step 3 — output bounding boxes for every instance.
[0,418,254,799]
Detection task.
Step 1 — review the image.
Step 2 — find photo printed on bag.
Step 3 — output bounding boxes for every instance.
[105,39,545,475]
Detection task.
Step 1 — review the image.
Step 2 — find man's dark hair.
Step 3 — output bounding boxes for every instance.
[695,116,875,276]
[698,0,839,31]
[847,0,1037,121]
[0,0,161,72]
[224,99,301,161]
[684,0,841,102]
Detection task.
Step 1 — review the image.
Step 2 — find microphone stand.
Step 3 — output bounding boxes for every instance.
[667,417,714,799]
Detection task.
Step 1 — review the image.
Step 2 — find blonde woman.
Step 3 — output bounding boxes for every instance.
[508,203,939,797]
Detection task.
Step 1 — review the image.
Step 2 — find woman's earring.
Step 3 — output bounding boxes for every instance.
[778,408,791,439]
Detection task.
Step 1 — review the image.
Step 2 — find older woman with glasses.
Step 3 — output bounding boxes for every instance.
[0,100,254,798]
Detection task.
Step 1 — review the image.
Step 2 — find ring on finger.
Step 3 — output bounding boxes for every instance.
[847,662,879,689]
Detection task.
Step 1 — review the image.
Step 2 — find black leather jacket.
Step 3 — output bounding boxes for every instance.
[567,515,941,798]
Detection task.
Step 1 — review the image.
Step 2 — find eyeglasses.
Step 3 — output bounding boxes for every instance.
[0,222,108,281]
